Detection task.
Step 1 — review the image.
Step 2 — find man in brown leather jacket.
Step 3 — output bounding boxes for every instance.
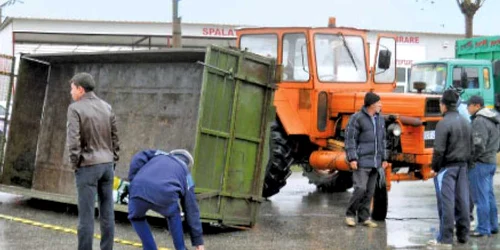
[67,72,119,250]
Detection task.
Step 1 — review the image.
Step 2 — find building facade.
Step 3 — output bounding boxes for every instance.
[0,17,468,101]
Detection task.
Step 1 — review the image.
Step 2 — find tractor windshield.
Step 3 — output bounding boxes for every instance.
[239,34,278,59]
[314,34,367,82]
[409,63,447,94]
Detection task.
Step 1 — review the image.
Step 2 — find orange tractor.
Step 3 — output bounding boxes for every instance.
[237,18,441,220]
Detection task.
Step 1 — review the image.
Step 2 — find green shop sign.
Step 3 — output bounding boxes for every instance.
[456,36,500,55]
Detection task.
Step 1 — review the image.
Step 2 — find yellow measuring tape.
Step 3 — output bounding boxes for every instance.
[0,213,171,250]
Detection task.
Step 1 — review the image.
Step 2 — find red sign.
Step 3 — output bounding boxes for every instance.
[202,28,235,37]
[397,36,420,44]
[476,39,488,47]
[397,59,413,66]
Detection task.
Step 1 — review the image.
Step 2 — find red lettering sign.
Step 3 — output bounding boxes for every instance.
[490,39,500,47]
[202,27,235,37]
[396,59,413,66]
[461,41,473,50]
[397,36,420,44]
[475,39,488,47]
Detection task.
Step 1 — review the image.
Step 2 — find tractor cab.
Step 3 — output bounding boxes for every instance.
[236,18,397,94]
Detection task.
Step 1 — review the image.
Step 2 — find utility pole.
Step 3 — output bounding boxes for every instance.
[172,0,182,48]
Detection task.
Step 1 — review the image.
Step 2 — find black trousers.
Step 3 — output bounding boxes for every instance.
[434,166,470,244]
[346,168,378,222]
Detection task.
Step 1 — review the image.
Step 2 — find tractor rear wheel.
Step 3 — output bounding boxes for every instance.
[262,121,294,198]
[371,181,388,221]
[301,164,353,192]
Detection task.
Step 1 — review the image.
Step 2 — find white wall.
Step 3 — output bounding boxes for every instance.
[0,22,13,56]
[12,18,239,38]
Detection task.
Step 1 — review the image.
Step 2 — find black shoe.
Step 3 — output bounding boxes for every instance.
[491,229,498,235]
[458,238,468,244]
[470,231,488,238]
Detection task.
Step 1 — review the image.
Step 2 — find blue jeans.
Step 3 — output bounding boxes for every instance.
[75,163,115,250]
[469,163,499,235]
[128,197,185,250]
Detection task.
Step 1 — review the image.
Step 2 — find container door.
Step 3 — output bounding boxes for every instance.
[2,56,50,188]
[192,45,276,227]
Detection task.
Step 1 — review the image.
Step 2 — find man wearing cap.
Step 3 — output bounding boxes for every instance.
[127,149,204,250]
[428,89,472,247]
[467,95,500,237]
[344,92,388,228]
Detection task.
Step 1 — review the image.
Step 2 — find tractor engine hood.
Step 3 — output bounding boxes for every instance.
[330,92,441,118]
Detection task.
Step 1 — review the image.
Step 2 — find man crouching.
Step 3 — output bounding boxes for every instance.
[128,149,204,250]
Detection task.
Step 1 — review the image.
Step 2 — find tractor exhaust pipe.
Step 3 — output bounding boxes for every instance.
[309,150,351,171]
[328,17,336,28]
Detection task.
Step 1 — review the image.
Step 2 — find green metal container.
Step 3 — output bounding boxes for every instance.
[456,36,500,93]
[0,46,276,228]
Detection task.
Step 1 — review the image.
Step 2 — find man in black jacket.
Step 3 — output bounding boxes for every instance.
[467,95,500,237]
[344,92,388,228]
[428,89,472,247]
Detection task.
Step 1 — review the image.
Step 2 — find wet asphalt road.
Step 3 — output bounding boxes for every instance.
[1,172,500,249]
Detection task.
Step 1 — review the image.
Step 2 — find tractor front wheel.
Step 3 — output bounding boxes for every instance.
[262,121,294,198]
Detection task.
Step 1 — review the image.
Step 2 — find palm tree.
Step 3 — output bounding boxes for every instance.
[456,0,486,38]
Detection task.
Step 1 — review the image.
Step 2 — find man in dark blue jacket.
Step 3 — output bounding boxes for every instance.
[428,89,472,247]
[128,149,204,250]
[344,92,388,228]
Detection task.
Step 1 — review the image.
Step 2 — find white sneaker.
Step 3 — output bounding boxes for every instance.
[427,239,452,249]
[362,220,378,228]
[345,217,356,227]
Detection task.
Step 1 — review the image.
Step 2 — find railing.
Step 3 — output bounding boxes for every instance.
[0,54,15,169]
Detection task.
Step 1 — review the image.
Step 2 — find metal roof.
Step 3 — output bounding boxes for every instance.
[0,16,247,30]
[1,17,239,49]
[412,58,492,65]
[22,48,206,64]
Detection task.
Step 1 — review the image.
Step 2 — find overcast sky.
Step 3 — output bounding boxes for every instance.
[2,0,499,35]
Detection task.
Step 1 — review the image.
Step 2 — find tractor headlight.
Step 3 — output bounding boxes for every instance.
[387,123,402,137]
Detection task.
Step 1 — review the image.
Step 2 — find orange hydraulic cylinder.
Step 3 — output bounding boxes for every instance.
[309,151,351,171]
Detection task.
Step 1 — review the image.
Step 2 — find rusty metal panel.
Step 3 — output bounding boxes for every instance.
[4,50,205,192]
[34,55,205,195]
[31,64,80,194]
[2,58,49,188]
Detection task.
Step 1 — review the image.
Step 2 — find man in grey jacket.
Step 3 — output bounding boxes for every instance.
[67,72,120,250]
[344,92,388,228]
[428,89,472,247]
[467,95,500,237]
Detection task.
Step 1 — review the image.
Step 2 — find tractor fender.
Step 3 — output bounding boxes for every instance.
[274,99,307,135]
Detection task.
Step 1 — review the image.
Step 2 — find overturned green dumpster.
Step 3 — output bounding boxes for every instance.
[0,46,276,228]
